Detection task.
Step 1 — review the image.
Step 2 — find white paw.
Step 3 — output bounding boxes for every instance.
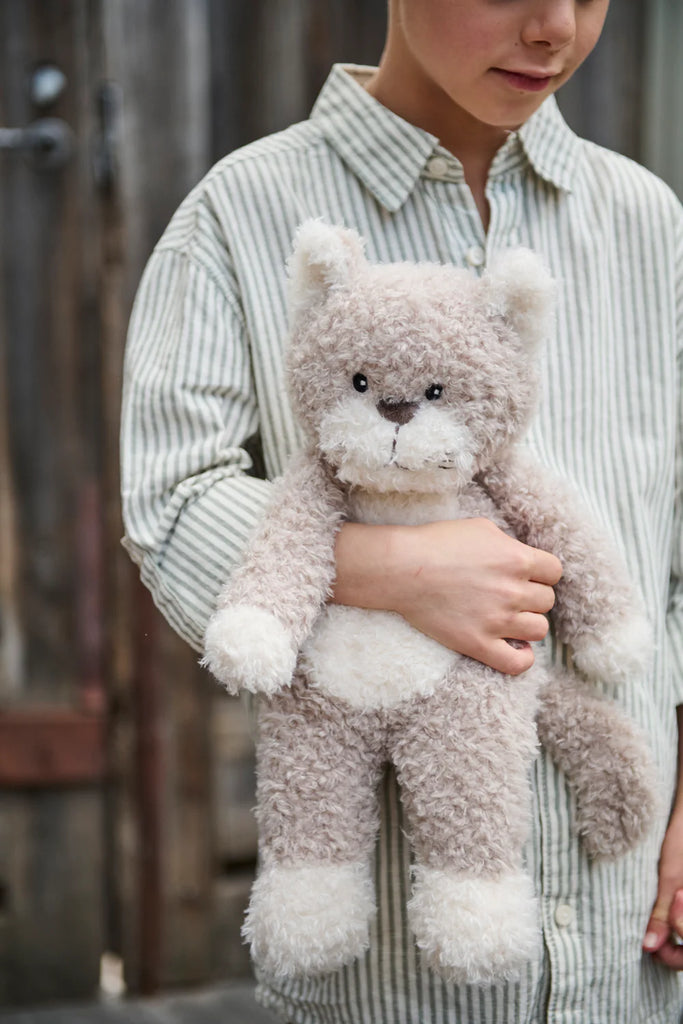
[572,611,652,685]
[408,866,540,984]
[202,604,297,695]
[243,861,375,978]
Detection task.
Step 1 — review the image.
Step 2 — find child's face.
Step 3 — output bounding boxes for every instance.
[391,0,610,130]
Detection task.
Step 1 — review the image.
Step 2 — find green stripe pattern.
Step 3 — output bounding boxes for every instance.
[121,64,683,1023]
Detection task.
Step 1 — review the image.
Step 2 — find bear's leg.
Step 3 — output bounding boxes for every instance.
[244,677,385,979]
[536,671,660,858]
[390,661,542,984]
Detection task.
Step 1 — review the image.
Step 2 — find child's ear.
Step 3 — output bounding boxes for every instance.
[287,219,366,316]
[482,248,556,351]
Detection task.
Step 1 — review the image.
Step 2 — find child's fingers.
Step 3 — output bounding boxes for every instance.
[670,889,683,936]
[513,611,551,643]
[644,887,683,970]
[643,916,670,955]
[488,638,536,676]
[526,581,556,613]
[651,936,683,971]
[527,547,563,586]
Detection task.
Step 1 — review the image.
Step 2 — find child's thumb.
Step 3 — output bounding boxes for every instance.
[643,915,669,953]
[643,888,683,952]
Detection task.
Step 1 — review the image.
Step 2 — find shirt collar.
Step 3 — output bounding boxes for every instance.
[311,64,582,212]
[311,64,438,213]
[517,93,582,193]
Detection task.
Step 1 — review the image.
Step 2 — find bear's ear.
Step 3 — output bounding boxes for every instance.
[287,219,366,317]
[481,248,556,350]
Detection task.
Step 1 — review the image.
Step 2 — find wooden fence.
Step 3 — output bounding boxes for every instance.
[0,0,678,1008]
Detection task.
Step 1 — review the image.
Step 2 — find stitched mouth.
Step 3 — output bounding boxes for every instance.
[387,427,460,471]
[386,456,456,471]
[390,431,398,460]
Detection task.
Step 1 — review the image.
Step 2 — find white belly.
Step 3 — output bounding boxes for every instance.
[299,606,458,709]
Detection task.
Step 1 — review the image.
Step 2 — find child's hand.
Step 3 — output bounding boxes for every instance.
[643,804,683,969]
[332,518,562,676]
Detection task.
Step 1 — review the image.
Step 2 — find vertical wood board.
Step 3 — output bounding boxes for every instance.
[0,0,107,1005]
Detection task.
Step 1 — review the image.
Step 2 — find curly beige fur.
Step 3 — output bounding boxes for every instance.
[203,221,659,984]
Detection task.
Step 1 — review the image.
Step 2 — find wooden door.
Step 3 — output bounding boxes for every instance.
[0,0,221,1004]
[0,0,111,1004]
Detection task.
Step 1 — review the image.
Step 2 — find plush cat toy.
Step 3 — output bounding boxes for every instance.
[204,221,658,985]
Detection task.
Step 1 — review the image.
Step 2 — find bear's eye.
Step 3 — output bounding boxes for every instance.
[425,383,443,401]
[353,373,369,393]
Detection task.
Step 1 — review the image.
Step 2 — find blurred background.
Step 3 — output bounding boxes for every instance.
[0,0,681,1011]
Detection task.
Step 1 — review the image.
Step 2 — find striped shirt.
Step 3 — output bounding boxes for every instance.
[121,65,683,1023]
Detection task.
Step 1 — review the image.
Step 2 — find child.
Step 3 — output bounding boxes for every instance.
[121,1,683,1020]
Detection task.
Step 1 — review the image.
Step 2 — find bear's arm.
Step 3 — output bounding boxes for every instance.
[480,451,651,685]
[203,450,347,695]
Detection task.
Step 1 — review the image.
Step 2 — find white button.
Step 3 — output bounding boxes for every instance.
[554,903,574,928]
[426,155,450,178]
[465,245,486,267]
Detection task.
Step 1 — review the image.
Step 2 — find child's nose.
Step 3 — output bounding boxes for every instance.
[521,0,576,51]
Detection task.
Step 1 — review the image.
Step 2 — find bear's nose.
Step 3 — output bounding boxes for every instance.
[377,399,418,425]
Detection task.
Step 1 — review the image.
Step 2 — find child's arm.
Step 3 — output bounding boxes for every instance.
[203,451,346,695]
[480,450,651,683]
[333,516,562,677]
[121,242,275,655]
[643,705,683,968]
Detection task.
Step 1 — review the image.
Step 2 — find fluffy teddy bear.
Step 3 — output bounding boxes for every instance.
[203,221,659,985]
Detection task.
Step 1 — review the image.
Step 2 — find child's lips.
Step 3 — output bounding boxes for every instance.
[492,68,557,92]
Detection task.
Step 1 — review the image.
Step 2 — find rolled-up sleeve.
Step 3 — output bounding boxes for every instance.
[121,241,271,652]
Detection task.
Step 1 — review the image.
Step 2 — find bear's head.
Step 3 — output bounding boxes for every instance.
[286,220,555,494]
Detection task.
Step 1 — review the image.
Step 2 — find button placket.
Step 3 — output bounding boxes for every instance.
[554,903,574,928]
[465,245,485,268]
[485,178,525,268]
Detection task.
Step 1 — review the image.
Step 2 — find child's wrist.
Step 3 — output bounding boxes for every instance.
[332,522,413,611]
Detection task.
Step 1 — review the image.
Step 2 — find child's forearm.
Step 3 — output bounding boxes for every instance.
[673,705,683,816]
[332,517,561,676]
[331,521,406,610]
[642,705,683,968]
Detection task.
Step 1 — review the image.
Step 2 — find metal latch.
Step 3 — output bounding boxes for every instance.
[0,117,74,170]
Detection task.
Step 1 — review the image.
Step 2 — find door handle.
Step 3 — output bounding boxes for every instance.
[0,118,73,169]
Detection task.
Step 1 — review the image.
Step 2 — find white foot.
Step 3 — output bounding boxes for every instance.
[202,604,297,695]
[243,861,375,978]
[408,866,540,984]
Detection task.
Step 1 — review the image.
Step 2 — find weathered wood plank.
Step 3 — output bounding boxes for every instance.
[0,790,104,1005]
[211,871,254,980]
[0,709,105,786]
[1,0,74,704]
[0,0,107,1004]
[208,0,387,161]
[0,204,22,702]
[102,0,214,995]
[212,695,257,866]
[158,646,213,989]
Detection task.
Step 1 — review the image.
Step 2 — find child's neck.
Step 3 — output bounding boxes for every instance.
[366,69,511,235]
[447,138,503,234]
